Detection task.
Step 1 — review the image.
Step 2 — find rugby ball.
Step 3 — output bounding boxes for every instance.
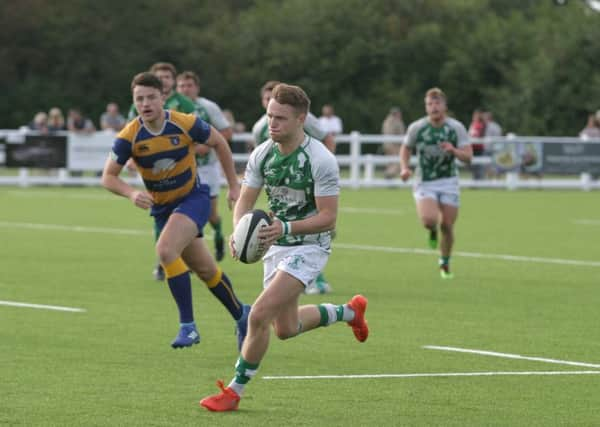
[232,209,272,264]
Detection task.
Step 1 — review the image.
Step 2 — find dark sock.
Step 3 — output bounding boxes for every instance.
[207,270,244,320]
[167,272,194,323]
[211,218,223,240]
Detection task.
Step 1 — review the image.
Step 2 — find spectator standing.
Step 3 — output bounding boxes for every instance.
[579,113,600,139]
[381,107,406,178]
[28,112,49,133]
[468,109,486,139]
[67,108,96,133]
[318,104,343,135]
[468,109,486,180]
[100,102,126,132]
[47,107,66,132]
[483,111,502,138]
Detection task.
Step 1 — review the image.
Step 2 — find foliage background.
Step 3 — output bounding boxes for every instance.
[1,0,599,135]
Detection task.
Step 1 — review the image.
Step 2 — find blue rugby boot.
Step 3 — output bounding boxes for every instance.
[171,323,201,348]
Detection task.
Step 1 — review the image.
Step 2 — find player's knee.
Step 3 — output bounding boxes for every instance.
[247,306,271,331]
[273,321,298,340]
[421,217,437,229]
[273,327,296,340]
[155,242,178,265]
[440,222,453,234]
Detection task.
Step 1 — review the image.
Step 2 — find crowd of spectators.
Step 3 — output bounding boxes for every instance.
[20,94,599,181]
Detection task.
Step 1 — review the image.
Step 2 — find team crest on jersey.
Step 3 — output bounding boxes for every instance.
[169,136,180,146]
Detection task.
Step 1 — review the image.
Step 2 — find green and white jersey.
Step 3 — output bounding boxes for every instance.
[193,97,230,167]
[404,116,469,182]
[251,112,328,147]
[244,135,339,248]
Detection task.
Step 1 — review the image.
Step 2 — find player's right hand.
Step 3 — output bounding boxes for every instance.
[400,168,412,182]
[130,190,153,210]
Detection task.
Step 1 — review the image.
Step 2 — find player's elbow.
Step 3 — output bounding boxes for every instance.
[321,211,337,231]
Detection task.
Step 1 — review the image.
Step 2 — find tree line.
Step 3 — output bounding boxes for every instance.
[1,0,599,136]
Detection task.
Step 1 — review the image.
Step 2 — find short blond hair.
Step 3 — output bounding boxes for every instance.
[425,87,447,102]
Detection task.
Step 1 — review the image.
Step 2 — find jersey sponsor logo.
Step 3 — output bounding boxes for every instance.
[169,136,181,146]
[152,158,176,174]
[138,144,150,152]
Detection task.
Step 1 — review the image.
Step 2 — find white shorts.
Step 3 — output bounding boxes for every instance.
[197,163,222,198]
[262,244,330,289]
[413,177,460,207]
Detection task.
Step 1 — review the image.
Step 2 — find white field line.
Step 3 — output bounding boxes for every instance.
[339,207,404,215]
[0,221,149,236]
[262,371,600,380]
[334,243,600,268]
[0,300,86,313]
[423,345,600,369]
[1,220,599,268]
[6,191,404,215]
[573,219,600,226]
[6,190,116,200]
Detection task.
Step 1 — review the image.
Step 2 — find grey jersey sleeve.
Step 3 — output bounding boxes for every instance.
[403,118,424,148]
[251,115,268,146]
[243,140,272,188]
[303,112,328,141]
[449,118,470,147]
[311,143,340,197]
[201,98,231,131]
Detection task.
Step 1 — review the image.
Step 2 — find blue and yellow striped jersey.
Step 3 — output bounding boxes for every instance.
[111,110,211,205]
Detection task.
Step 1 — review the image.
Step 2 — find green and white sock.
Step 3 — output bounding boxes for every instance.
[228,356,259,396]
[318,303,355,326]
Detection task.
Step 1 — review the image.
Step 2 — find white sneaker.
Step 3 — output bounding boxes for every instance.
[305,280,332,295]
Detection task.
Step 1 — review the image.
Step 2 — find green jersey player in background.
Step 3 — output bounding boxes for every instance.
[400,87,472,279]
[251,80,335,295]
[176,70,233,262]
[200,83,369,412]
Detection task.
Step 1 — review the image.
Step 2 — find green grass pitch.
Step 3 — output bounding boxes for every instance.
[1,186,599,426]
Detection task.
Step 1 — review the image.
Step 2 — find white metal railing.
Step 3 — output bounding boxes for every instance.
[1,130,599,190]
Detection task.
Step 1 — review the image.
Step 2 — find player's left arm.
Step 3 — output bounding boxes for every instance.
[290,195,338,234]
[441,142,473,164]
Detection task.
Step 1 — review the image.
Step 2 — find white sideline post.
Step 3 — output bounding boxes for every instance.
[18,168,28,187]
[349,131,360,189]
[580,173,591,192]
[364,154,374,183]
[506,171,518,191]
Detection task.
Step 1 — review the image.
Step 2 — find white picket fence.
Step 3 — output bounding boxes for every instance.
[1,130,599,190]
